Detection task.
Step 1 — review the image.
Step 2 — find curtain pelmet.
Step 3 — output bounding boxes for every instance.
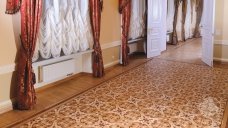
[119,0,131,66]
[89,0,104,77]
[5,0,21,14]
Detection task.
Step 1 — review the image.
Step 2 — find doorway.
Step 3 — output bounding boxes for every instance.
[120,0,148,63]
[147,0,215,67]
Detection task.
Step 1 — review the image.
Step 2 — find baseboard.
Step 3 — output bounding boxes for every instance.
[0,99,14,114]
[213,57,228,63]
[104,60,121,69]
[101,40,121,50]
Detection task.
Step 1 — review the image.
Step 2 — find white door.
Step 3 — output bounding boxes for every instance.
[201,0,215,66]
[147,0,167,58]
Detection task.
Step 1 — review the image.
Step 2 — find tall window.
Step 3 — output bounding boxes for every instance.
[128,0,146,40]
[33,0,93,62]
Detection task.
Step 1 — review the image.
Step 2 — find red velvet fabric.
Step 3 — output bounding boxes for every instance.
[193,0,203,38]
[89,0,105,77]
[6,0,42,110]
[172,0,181,45]
[119,0,131,66]
[17,0,42,110]
[181,0,187,41]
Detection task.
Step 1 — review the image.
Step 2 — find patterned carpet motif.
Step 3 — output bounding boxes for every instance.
[19,59,228,128]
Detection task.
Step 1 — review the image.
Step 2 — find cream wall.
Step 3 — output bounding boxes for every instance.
[0,1,18,66]
[214,0,228,60]
[100,0,121,65]
[0,1,19,103]
[100,0,121,44]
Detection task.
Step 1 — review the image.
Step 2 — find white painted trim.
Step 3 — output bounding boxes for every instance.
[0,100,14,114]
[214,40,228,46]
[101,40,121,50]
[33,49,94,68]
[0,64,15,75]
[104,60,121,69]
[0,41,122,75]
[213,57,228,63]
[35,59,121,89]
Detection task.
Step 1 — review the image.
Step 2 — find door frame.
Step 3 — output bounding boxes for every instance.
[147,0,167,58]
[162,0,216,66]
[201,0,216,67]
[119,0,149,63]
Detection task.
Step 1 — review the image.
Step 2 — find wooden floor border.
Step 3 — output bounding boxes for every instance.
[221,101,228,128]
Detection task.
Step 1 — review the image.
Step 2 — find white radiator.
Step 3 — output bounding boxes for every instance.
[40,59,75,83]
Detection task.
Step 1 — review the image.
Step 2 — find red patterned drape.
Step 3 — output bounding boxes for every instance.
[89,0,104,77]
[172,0,181,45]
[193,0,203,38]
[6,0,42,110]
[119,0,131,66]
[5,0,21,14]
[181,0,187,41]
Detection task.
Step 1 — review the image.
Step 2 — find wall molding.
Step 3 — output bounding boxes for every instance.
[213,57,228,63]
[214,40,228,46]
[0,64,15,75]
[101,40,121,50]
[214,40,228,62]
[104,60,121,69]
[0,40,122,75]
[0,100,14,114]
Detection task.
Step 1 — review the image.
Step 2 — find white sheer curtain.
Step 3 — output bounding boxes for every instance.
[176,2,182,41]
[185,0,192,39]
[61,0,74,55]
[33,0,53,61]
[191,2,197,37]
[129,0,146,40]
[49,0,62,58]
[33,0,92,61]
[167,0,175,33]
[72,0,81,53]
[168,0,198,42]
[79,0,93,51]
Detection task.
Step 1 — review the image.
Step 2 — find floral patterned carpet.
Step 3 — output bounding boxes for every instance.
[18,59,228,128]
